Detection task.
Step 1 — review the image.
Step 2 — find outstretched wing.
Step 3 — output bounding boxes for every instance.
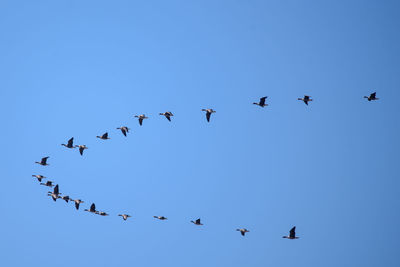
[121,129,127,136]
[206,112,211,122]
[139,118,143,126]
[196,218,201,224]
[79,147,84,155]
[102,132,108,139]
[54,184,59,195]
[90,203,96,212]
[260,96,267,106]
[41,157,49,164]
[289,226,296,238]
[75,202,80,210]
[371,92,376,98]
[67,137,74,147]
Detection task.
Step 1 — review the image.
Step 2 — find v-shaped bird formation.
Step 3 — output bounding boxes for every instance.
[32,92,379,238]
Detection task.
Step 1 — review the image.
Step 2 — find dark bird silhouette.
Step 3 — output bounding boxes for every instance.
[96,132,110,140]
[58,195,71,203]
[61,137,75,149]
[32,174,46,182]
[134,114,148,126]
[298,95,313,105]
[117,126,130,137]
[73,199,84,210]
[47,184,59,202]
[84,203,97,213]
[35,157,49,166]
[153,216,167,220]
[40,180,54,187]
[282,226,299,239]
[76,145,88,155]
[159,111,174,121]
[253,97,268,107]
[118,214,131,221]
[191,218,203,225]
[236,228,250,236]
[97,211,109,216]
[364,92,379,101]
[201,109,216,122]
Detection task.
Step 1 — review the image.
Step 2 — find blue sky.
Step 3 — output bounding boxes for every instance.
[1,0,399,266]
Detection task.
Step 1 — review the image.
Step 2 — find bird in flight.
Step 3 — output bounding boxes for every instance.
[72,199,84,210]
[32,174,46,182]
[364,92,379,101]
[202,109,216,122]
[117,126,130,136]
[282,226,299,239]
[134,114,148,126]
[76,145,88,156]
[84,203,97,214]
[40,180,54,187]
[118,214,131,221]
[159,111,174,121]
[298,95,313,105]
[61,137,75,149]
[253,96,268,107]
[153,216,167,220]
[47,184,59,202]
[35,156,49,166]
[236,228,250,236]
[96,132,110,140]
[191,218,203,225]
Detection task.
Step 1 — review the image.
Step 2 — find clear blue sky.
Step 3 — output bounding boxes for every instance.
[1,0,399,266]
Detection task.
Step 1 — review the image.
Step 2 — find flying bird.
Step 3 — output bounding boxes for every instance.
[153,216,167,220]
[298,95,313,105]
[236,228,250,236]
[97,211,109,216]
[96,132,110,140]
[282,226,299,239]
[47,184,59,202]
[134,114,148,126]
[364,92,379,101]
[58,195,71,203]
[118,214,131,221]
[117,126,130,137]
[76,145,88,156]
[253,97,268,107]
[32,175,46,182]
[72,199,84,210]
[201,109,216,122]
[35,156,49,166]
[61,137,75,149]
[159,111,174,121]
[40,180,54,187]
[191,218,203,225]
[84,203,97,213]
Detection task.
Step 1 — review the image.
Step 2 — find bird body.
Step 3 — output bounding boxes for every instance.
[202,109,216,122]
[154,216,167,220]
[134,114,148,126]
[76,145,88,155]
[298,95,312,105]
[58,195,71,203]
[159,111,174,121]
[253,96,268,107]
[97,211,109,216]
[118,214,131,221]
[236,228,250,236]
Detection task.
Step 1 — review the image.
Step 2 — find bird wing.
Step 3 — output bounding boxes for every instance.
[102,132,108,139]
[41,157,49,164]
[289,227,296,238]
[260,97,267,106]
[166,116,171,121]
[371,92,376,98]
[241,231,245,236]
[196,219,201,224]
[206,112,211,122]
[67,137,74,147]
[90,203,96,212]
[121,129,127,136]
[79,147,84,155]
[139,118,143,125]
[304,95,310,101]
[54,184,59,194]
[75,202,80,210]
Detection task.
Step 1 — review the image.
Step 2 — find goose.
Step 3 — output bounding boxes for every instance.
[153,216,167,220]
[76,145,88,156]
[58,195,71,203]
[191,218,203,225]
[35,156,49,166]
[201,109,216,122]
[282,226,299,239]
[96,132,110,140]
[134,114,148,126]
[236,228,250,236]
[61,137,75,149]
[32,174,46,182]
[97,211,109,216]
[118,214,131,221]
[72,199,84,210]
[159,111,174,121]
[84,203,97,213]
[40,180,54,187]
[253,96,268,107]
[117,126,130,137]
[298,95,312,105]
[47,184,59,201]
[364,92,379,101]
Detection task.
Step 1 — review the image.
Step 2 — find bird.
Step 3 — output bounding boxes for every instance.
[191,218,203,225]
[282,226,299,239]
[72,199,84,210]
[47,184,59,202]
[236,228,250,236]
[201,109,216,122]
[84,203,97,213]
[76,145,88,156]
[134,114,148,126]
[364,92,379,101]
[35,156,49,166]
[118,214,131,221]
[159,111,174,121]
[298,95,313,105]
[58,195,71,203]
[97,211,109,216]
[40,180,54,187]
[96,132,110,140]
[61,137,75,149]
[32,174,46,182]
[116,126,130,137]
[253,97,268,107]
[153,216,167,220]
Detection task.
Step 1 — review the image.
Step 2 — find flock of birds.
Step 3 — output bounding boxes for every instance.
[32,92,379,238]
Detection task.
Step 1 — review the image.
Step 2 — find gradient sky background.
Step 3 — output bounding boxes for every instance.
[1,1,399,266]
